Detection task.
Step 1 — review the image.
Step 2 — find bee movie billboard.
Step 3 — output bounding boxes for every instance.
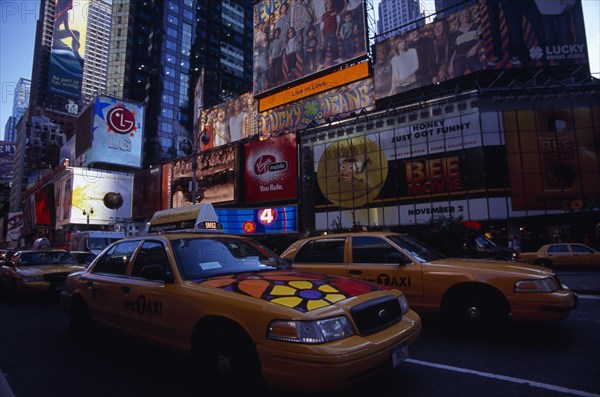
[80,96,144,169]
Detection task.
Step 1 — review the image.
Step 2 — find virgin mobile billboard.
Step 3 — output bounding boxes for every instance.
[373,1,589,100]
[253,0,368,97]
[244,133,297,205]
[48,0,88,98]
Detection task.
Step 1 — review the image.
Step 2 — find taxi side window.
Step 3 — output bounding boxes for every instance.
[93,241,140,275]
[352,236,409,264]
[548,244,568,253]
[294,238,345,263]
[132,241,170,278]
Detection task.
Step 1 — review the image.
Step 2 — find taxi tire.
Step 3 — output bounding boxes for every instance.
[193,321,265,395]
[442,284,510,331]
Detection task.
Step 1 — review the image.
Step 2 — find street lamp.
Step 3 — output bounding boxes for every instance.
[82,208,94,230]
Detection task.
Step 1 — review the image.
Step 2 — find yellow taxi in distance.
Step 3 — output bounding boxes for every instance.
[518,243,600,269]
[60,205,421,394]
[280,232,577,326]
[0,247,84,297]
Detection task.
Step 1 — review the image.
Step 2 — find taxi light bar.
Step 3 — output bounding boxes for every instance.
[148,204,225,234]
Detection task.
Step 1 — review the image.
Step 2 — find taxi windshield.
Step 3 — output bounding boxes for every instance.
[19,251,79,266]
[388,234,446,262]
[170,237,291,280]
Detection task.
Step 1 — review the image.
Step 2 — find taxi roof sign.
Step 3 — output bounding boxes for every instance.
[148,204,224,234]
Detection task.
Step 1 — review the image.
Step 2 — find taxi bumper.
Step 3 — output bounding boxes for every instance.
[258,310,421,392]
[509,289,577,322]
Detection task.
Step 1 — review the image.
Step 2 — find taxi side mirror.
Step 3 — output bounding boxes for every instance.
[141,264,174,282]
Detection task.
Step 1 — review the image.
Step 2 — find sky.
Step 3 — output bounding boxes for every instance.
[0,0,599,138]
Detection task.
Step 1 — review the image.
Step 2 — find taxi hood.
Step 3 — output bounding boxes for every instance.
[195,270,389,313]
[17,264,83,276]
[430,257,553,277]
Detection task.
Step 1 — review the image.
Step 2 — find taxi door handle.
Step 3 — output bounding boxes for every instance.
[121,286,131,294]
[349,269,362,275]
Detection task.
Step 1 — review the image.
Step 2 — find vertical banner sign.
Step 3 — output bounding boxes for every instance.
[48,0,88,98]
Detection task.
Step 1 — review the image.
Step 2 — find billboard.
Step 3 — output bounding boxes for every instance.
[0,142,16,181]
[302,106,514,228]
[80,96,145,168]
[35,185,55,227]
[253,0,368,96]
[259,62,370,111]
[198,93,258,149]
[132,167,163,219]
[244,133,298,204]
[260,77,375,139]
[503,106,600,211]
[68,167,133,225]
[48,0,88,98]
[170,144,237,207]
[372,1,589,100]
[6,212,23,247]
[215,206,298,234]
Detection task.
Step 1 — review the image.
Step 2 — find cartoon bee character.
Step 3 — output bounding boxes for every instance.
[339,152,371,183]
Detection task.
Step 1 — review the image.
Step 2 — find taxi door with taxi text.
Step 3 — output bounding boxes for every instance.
[348,236,424,310]
[119,240,179,343]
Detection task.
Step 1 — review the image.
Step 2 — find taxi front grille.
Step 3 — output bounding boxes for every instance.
[350,296,402,335]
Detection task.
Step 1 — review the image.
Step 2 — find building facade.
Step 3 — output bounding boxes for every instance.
[105,0,253,168]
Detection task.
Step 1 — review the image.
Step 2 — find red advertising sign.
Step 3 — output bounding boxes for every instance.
[244,133,298,204]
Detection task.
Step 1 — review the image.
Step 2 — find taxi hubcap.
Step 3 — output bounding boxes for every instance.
[216,354,232,374]
[466,306,480,319]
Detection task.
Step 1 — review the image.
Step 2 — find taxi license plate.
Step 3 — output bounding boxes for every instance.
[391,342,408,368]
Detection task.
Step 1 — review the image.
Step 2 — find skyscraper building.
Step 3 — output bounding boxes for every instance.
[3,78,30,142]
[105,0,253,167]
[376,0,423,40]
[29,0,112,127]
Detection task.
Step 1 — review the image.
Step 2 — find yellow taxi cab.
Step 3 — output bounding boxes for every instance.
[60,204,421,394]
[280,231,577,327]
[519,243,600,269]
[0,239,84,297]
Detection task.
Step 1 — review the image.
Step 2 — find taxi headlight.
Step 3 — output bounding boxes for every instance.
[267,316,354,344]
[514,277,560,293]
[21,275,44,282]
[398,295,410,315]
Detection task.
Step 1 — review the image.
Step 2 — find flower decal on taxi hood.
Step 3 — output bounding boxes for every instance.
[196,270,385,312]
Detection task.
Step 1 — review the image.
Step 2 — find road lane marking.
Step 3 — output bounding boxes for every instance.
[406,359,600,397]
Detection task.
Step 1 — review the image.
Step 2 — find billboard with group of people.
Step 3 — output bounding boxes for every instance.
[253,0,368,96]
[373,0,589,100]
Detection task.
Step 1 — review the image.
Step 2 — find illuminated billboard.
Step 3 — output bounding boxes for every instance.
[0,142,15,181]
[503,106,600,211]
[260,77,375,139]
[373,1,589,100]
[244,133,298,204]
[67,167,133,225]
[48,0,88,98]
[80,96,144,169]
[170,145,237,207]
[215,206,298,234]
[253,0,368,97]
[199,93,258,149]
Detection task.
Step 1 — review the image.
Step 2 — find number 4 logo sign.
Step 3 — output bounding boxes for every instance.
[258,208,277,226]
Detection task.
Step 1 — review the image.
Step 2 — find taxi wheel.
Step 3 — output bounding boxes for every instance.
[442,285,510,331]
[193,321,265,394]
[69,297,91,334]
